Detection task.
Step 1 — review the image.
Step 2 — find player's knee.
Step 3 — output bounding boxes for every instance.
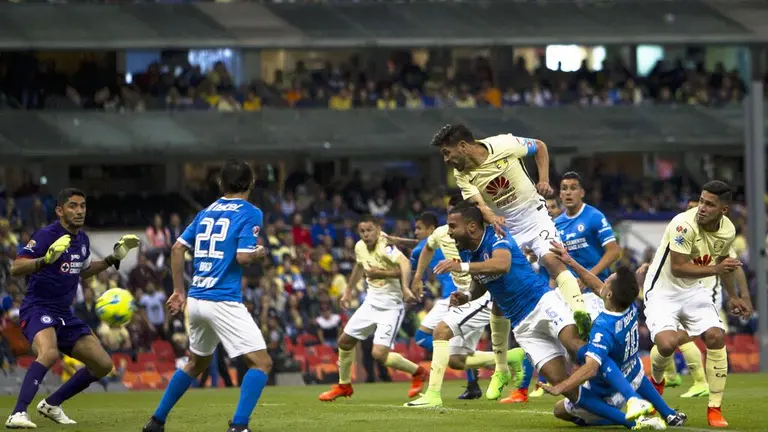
[184,355,211,376]
[677,330,693,346]
[433,322,454,341]
[36,347,60,367]
[337,334,356,351]
[655,336,678,357]
[448,355,466,370]
[371,346,389,363]
[92,356,114,378]
[702,328,725,349]
[243,350,272,373]
[553,400,572,421]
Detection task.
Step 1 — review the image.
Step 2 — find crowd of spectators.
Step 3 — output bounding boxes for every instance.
[0,50,760,113]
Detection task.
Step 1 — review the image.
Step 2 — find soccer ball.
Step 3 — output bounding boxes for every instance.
[95,288,136,326]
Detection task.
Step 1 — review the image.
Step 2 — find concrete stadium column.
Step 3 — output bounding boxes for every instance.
[240,49,262,84]
[746,45,768,371]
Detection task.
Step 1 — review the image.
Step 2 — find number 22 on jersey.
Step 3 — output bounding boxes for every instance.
[195,217,230,259]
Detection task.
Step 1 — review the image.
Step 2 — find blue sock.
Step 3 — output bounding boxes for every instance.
[638,376,675,418]
[414,330,434,352]
[577,387,635,428]
[598,358,641,401]
[154,370,196,422]
[466,369,476,384]
[232,368,268,426]
[519,356,534,390]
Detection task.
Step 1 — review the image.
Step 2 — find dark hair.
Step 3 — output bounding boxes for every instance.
[561,171,582,186]
[416,212,439,228]
[219,158,254,194]
[611,266,640,310]
[358,214,379,226]
[701,180,732,204]
[448,194,463,207]
[448,199,484,226]
[430,124,474,147]
[57,188,86,206]
[546,197,561,206]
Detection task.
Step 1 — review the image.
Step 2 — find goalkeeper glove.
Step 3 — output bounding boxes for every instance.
[110,234,140,269]
[44,235,71,264]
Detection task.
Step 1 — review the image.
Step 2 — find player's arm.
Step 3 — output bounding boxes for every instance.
[542,330,611,396]
[435,240,511,276]
[10,256,47,277]
[236,210,267,266]
[542,356,600,396]
[384,233,419,249]
[170,241,188,297]
[718,254,752,316]
[450,280,486,306]
[668,221,740,279]
[549,242,604,295]
[413,242,436,283]
[11,233,58,277]
[530,139,551,189]
[395,254,413,297]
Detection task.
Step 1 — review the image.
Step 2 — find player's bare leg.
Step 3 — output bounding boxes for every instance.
[6,328,60,429]
[701,327,728,427]
[144,351,213,432]
[319,333,358,401]
[675,331,709,398]
[486,306,512,400]
[539,254,591,339]
[37,334,113,425]
[650,330,680,396]
[371,342,426,398]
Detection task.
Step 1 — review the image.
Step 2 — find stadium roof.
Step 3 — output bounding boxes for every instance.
[0,0,765,49]
[0,106,752,160]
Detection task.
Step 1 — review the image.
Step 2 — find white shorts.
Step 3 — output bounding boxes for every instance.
[343,300,405,348]
[583,292,606,322]
[565,370,644,424]
[187,297,265,358]
[420,298,451,331]
[513,290,575,371]
[443,292,493,356]
[505,199,560,260]
[645,283,725,341]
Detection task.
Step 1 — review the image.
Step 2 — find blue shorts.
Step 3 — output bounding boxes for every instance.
[19,305,92,356]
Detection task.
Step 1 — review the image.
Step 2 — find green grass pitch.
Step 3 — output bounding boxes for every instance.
[1,374,767,431]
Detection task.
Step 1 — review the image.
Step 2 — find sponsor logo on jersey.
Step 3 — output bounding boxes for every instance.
[210,203,243,212]
[486,176,510,196]
[693,254,713,267]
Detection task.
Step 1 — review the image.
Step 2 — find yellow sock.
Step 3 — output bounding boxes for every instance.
[680,341,708,386]
[465,351,496,368]
[650,345,673,383]
[663,357,678,381]
[706,347,727,408]
[428,340,450,393]
[338,347,354,384]
[555,271,585,313]
[490,314,510,374]
[384,352,418,375]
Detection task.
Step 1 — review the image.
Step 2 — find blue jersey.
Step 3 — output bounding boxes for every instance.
[17,221,91,314]
[179,197,263,303]
[553,204,616,282]
[459,226,550,327]
[584,303,643,397]
[410,239,457,298]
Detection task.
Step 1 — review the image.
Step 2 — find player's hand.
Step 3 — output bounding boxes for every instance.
[522,247,538,264]
[714,258,742,274]
[449,291,470,307]
[381,232,397,246]
[536,182,554,198]
[402,288,417,305]
[365,267,388,279]
[539,382,564,396]
[44,235,71,264]
[166,292,186,316]
[112,234,140,260]
[251,245,267,261]
[549,241,574,266]
[490,215,506,237]
[434,259,461,275]
[340,290,353,309]
[727,297,752,318]
[411,279,425,300]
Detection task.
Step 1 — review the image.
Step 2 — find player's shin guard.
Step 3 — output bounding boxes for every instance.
[650,345,672,384]
[384,352,418,375]
[555,271,585,313]
[705,347,727,408]
[680,341,707,386]
[428,340,450,393]
[338,348,354,385]
[46,368,98,406]
[414,329,434,352]
[232,368,267,426]
[576,388,634,428]
[13,361,48,414]
[153,370,196,422]
[519,356,534,390]
[489,314,510,374]
[464,351,495,368]
[637,376,675,419]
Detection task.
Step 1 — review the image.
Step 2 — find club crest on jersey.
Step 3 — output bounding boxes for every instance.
[24,240,36,252]
[713,240,725,253]
[81,245,87,256]
[482,252,490,260]
[577,224,585,232]
[486,176,510,196]
[40,315,53,325]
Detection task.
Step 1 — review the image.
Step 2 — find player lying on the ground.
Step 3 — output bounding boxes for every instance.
[428,201,660,428]
[318,215,426,402]
[143,159,270,432]
[643,181,752,428]
[6,188,139,429]
[540,243,687,429]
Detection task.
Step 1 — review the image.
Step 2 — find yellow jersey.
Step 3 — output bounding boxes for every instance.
[454,133,541,219]
[354,237,406,308]
[426,225,472,290]
[644,208,735,296]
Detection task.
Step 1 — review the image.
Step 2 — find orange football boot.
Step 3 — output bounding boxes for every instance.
[707,406,728,428]
[318,384,354,401]
[650,377,665,396]
[500,388,528,404]
[408,367,427,398]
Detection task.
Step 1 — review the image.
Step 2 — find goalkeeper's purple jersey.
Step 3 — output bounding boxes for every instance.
[17,221,91,314]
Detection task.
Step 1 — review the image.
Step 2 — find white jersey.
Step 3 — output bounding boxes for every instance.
[354,237,406,309]
[427,225,472,291]
[644,208,735,299]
